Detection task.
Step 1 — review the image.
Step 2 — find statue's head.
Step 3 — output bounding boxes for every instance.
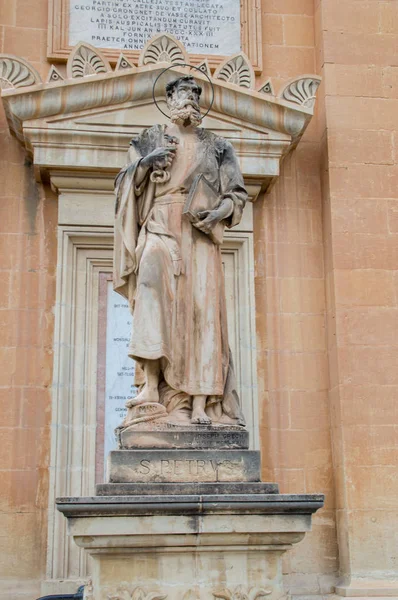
[166,76,202,127]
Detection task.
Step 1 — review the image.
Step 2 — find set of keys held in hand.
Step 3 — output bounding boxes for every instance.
[150,134,179,183]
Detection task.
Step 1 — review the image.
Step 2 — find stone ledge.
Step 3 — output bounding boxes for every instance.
[334,580,398,597]
[96,481,279,496]
[56,493,325,517]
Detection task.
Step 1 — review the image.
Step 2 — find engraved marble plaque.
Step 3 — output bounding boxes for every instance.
[69,0,241,55]
[102,281,137,466]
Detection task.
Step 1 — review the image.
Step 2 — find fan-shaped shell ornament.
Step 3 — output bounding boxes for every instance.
[279,75,321,109]
[67,42,111,79]
[138,33,188,66]
[214,53,254,89]
[0,55,41,90]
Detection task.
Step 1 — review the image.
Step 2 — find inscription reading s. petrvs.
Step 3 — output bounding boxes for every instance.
[138,458,240,476]
[69,0,241,55]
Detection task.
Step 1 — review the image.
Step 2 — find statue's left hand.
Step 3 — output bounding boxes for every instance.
[194,198,234,234]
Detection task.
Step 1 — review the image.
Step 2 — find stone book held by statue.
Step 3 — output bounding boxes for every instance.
[183,173,225,245]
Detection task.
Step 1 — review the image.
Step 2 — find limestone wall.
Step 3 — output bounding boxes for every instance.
[0,0,57,595]
[316,0,398,594]
[0,0,397,599]
[254,2,338,596]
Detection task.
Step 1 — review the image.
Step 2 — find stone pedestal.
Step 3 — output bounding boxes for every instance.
[58,431,324,600]
[57,492,324,600]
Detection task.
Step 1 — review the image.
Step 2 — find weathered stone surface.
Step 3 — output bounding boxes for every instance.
[119,423,249,449]
[56,494,324,600]
[107,450,260,483]
[114,79,248,431]
[96,481,279,496]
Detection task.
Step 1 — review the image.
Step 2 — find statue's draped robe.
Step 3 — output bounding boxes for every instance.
[114,125,247,423]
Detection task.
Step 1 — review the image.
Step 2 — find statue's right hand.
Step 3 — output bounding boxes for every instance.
[141,147,176,170]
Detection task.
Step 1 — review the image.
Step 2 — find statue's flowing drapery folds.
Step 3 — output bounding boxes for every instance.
[113,124,247,423]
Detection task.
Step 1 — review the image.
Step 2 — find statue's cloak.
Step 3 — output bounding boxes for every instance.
[113,124,247,423]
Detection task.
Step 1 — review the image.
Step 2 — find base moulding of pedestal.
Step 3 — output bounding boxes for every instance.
[96,482,279,496]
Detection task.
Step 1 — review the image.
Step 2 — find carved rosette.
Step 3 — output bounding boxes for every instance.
[67,42,111,79]
[213,586,272,600]
[116,53,135,71]
[196,59,211,78]
[258,79,274,96]
[279,75,321,109]
[46,65,64,83]
[139,33,188,66]
[107,585,167,600]
[214,53,254,89]
[0,55,41,90]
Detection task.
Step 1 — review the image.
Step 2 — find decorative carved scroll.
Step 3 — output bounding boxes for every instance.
[0,55,41,90]
[67,42,111,79]
[107,586,168,600]
[214,53,254,89]
[83,579,94,600]
[115,54,135,71]
[213,586,272,600]
[46,65,64,83]
[258,79,274,96]
[138,34,188,66]
[279,75,321,109]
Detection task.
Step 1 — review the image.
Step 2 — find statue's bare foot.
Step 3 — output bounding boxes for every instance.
[126,385,159,407]
[191,407,211,424]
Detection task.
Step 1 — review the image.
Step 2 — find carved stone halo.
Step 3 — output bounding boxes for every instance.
[151,63,215,120]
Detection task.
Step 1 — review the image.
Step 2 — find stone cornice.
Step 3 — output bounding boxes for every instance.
[2,64,312,139]
[1,36,321,191]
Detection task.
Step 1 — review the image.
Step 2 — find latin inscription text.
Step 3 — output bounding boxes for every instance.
[69,0,241,55]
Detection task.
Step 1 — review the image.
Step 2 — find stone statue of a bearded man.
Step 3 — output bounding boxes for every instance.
[113,75,248,430]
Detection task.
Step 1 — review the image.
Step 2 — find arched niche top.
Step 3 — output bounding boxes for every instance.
[0,36,321,194]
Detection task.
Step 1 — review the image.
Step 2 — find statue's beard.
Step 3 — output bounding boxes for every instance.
[168,99,202,126]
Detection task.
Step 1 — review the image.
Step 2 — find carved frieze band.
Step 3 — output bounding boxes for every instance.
[0,35,321,116]
[107,586,167,600]
[213,587,272,600]
[104,585,273,600]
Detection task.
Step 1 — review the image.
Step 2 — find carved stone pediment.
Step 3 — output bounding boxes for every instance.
[0,34,321,194]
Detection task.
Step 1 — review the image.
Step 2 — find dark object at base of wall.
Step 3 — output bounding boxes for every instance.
[36,586,84,600]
